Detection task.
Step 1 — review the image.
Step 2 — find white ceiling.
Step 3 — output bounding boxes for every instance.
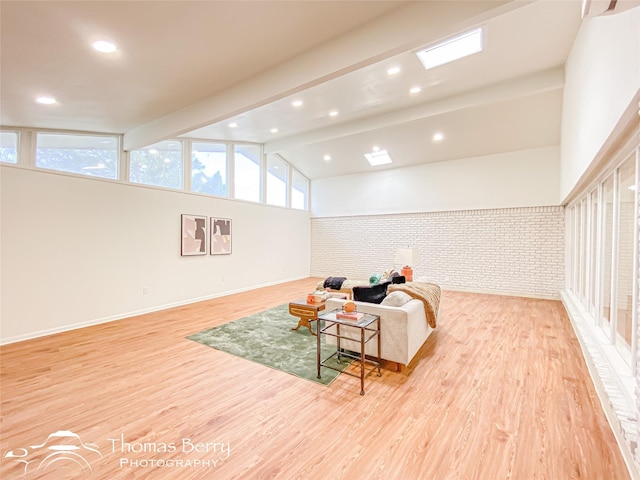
[0,1,584,180]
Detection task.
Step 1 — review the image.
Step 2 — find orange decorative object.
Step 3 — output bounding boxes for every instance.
[343,301,357,312]
[306,294,315,303]
[401,266,413,282]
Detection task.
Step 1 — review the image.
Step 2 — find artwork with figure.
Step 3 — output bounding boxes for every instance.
[211,217,232,255]
[181,214,207,256]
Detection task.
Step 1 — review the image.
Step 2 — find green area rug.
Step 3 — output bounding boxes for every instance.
[187,304,348,385]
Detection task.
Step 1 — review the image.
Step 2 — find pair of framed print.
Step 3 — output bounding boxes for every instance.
[181,214,231,256]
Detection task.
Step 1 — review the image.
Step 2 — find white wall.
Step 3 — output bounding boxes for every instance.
[0,166,310,343]
[560,7,640,200]
[311,146,560,217]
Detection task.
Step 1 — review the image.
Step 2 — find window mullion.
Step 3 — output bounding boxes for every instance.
[609,168,620,344]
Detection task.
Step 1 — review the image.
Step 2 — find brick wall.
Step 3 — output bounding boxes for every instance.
[311,206,565,299]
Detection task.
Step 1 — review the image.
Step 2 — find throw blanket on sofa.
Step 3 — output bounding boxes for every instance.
[387,282,441,328]
[323,276,347,290]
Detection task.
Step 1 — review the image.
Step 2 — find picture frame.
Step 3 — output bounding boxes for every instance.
[181,214,207,256]
[210,217,232,255]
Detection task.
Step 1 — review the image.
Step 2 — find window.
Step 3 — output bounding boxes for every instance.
[266,154,288,207]
[36,133,118,179]
[0,131,18,164]
[234,144,261,202]
[579,197,588,301]
[601,174,614,331]
[291,170,308,210]
[613,153,636,360]
[192,142,227,197]
[571,205,580,294]
[130,140,183,189]
[589,188,599,315]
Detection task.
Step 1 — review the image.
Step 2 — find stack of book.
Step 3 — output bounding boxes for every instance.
[336,311,364,321]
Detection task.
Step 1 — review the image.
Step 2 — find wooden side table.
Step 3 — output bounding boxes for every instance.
[289,298,325,335]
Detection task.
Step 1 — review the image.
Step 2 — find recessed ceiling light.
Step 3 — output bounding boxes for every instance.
[387,66,401,76]
[432,132,444,142]
[372,145,380,152]
[329,110,339,117]
[36,96,56,105]
[409,86,422,94]
[323,154,332,161]
[417,27,483,70]
[364,149,393,166]
[228,122,238,128]
[92,40,117,53]
[291,100,303,107]
[270,128,278,133]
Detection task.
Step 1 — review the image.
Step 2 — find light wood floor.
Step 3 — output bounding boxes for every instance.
[0,278,630,479]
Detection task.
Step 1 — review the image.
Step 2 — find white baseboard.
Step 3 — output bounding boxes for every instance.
[0,276,307,345]
[440,285,560,301]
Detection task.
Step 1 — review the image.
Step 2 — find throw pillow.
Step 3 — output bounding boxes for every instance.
[389,272,406,284]
[352,281,390,304]
[381,291,413,307]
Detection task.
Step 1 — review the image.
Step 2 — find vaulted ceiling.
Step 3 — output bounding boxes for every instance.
[0,1,583,179]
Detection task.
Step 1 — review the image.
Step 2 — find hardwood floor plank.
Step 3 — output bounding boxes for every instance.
[0,280,630,479]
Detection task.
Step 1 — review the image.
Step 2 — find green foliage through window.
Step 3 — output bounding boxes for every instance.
[130,141,183,189]
[36,133,118,179]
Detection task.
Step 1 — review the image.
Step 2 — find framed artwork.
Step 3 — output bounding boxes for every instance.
[210,217,232,255]
[181,214,207,256]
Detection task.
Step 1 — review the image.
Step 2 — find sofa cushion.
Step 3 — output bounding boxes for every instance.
[381,291,412,307]
[352,281,390,304]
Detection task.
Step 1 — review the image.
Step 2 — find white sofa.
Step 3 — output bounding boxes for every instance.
[324,297,437,369]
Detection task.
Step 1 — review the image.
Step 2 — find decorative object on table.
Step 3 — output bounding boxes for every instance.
[395,247,419,281]
[210,217,232,255]
[337,300,362,320]
[343,301,357,312]
[181,214,207,256]
[187,304,350,385]
[313,291,329,303]
[305,291,329,304]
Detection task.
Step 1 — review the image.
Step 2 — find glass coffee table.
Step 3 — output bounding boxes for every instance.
[316,309,381,395]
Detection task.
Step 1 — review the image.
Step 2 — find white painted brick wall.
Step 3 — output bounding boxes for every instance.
[311,206,565,299]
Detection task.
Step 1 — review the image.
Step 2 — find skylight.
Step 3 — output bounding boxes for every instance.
[92,40,117,53]
[364,149,393,166]
[36,96,56,105]
[416,27,483,70]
